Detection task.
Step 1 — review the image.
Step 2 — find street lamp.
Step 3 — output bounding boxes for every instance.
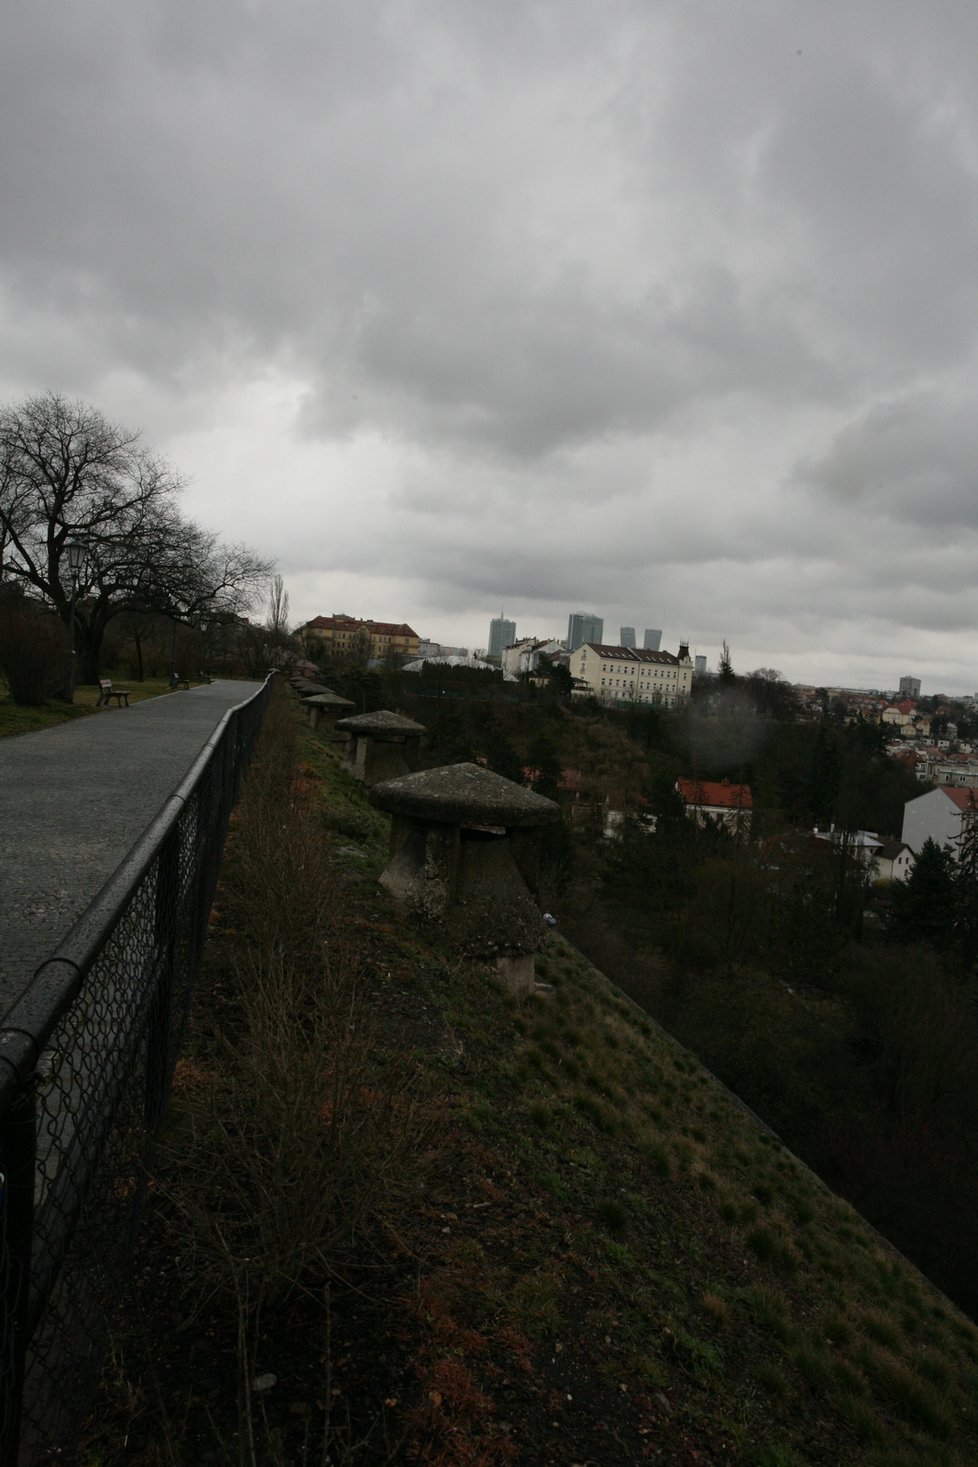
[169,609,180,689]
[63,539,86,703]
[198,618,210,681]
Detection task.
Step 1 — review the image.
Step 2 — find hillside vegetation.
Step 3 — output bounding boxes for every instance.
[91,685,978,1465]
[380,673,978,1324]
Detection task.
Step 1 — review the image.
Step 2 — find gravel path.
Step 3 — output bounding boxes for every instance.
[0,680,263,1016]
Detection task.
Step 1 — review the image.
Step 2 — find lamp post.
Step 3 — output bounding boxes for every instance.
[63,539,85,703]
[198,618,210,681]
[168,600,188,689]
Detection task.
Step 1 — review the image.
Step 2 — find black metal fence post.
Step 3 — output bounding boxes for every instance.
[146,825,179,1134]
[0,1078,37,1467]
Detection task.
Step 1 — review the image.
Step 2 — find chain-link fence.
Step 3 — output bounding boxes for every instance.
[0,674,273,1464]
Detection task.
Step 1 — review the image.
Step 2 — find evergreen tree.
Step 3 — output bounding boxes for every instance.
[424,707,472,765]
[482,727,524,785]
[891,838,958,950]
[805,725,842,827]
[955,796,978,973]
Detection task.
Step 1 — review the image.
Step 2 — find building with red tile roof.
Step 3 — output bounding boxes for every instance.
[301,614,420,661]
[676,777,752,834]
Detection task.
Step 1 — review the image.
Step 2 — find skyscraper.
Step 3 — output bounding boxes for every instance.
[898,675,921,699]
[620,626,636,649]
[487,616,516,661]
[567,611,603,652]
[643,628,662,651]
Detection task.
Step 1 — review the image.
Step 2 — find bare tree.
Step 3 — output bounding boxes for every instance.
[0,393,272,680]
[265,573,290,638]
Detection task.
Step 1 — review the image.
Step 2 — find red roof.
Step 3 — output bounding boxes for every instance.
[303,615,418,637]
[676,777,753,810]
[939,786,978,812]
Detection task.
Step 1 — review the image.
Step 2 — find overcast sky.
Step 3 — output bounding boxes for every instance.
[3,1,978,693]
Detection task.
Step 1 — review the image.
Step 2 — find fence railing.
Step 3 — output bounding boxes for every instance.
[0,674,274,1464]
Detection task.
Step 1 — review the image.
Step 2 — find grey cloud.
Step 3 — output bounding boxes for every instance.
[0,0,852,460]
[323,263,844,459]
[758,68,978,370]
[5,1,978,689]
[800,392,978,530]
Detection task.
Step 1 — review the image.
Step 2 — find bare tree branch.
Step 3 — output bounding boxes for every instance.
[0,392,273,679]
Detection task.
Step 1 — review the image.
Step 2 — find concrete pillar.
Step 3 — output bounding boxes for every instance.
[370,762,560,994]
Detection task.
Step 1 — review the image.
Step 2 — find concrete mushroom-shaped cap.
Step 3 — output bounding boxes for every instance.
[370,762,560,827]
[296,682,334,696]
[304,691,356,709]
[335,710,427,735]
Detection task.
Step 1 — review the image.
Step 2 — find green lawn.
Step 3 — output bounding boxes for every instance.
[0,673,201,739]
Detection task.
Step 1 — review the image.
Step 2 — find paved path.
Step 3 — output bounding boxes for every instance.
[0,679,263,1016]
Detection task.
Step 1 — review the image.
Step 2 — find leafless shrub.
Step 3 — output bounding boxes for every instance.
[168,943,424,1306]
[163,679,426,1293]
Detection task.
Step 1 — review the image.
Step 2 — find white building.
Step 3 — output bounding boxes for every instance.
[874,839,915,882]
[677,778,752,835]
[902,785,978,858]
[418,640,469,660]
[500,637,538,677]
[570,641,693,707]
[927,761,978,789]
[813,825,884,865]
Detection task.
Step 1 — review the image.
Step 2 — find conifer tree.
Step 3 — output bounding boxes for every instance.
[955,794,978,973]
[891,838,958,950]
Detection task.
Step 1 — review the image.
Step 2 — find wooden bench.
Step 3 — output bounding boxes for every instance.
[170,673,191,690]
[97,679,130,707]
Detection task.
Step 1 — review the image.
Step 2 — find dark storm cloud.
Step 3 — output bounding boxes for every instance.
[801,392,978,531]
[4,1,978,686]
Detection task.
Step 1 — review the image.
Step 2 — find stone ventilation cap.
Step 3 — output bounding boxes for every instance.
[335,710,427,734]
[304,691,357,708]
[370,761,561,827]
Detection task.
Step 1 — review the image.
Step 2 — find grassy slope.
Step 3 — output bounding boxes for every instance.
[91,697,978,1466]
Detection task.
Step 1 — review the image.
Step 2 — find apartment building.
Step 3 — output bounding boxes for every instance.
[569,641,693,707]
[301,614,420,660]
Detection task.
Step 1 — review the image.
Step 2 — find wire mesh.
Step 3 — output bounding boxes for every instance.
[0,675,272,1464]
